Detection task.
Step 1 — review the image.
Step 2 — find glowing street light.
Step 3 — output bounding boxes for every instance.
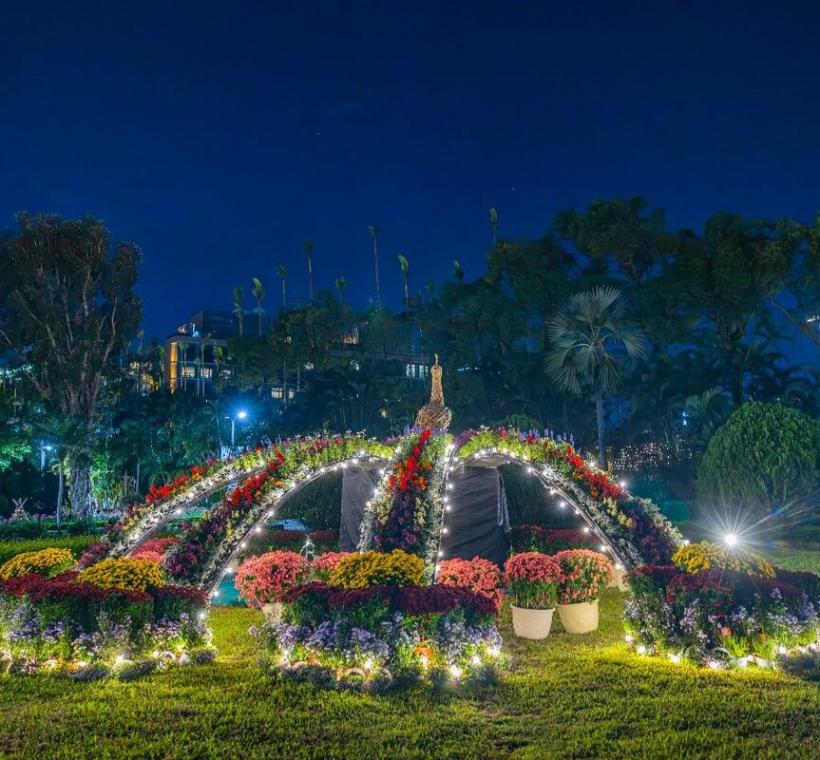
[724,533,739,548]
[227,410,249,451]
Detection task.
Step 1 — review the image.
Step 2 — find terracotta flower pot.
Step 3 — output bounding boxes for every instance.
[558,600,599,633]
[511,605,555,640]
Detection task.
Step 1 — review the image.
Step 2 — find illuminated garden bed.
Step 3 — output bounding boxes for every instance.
[0,554,213,679]
[240,549,505,691]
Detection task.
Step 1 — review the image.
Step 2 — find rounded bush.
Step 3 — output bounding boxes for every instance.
[697,402,820,515]
[0,547,74,580]
[671,541,775,578]
[78,557,166,591]
[235,551,310,607]
[330,550,424,589]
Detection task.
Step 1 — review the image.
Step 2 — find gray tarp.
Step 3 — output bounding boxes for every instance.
[339,467,380,551]
[440,466,510,566]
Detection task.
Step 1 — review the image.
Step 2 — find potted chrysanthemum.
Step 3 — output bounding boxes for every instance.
[553,549,613,633]
[503,552,562,639]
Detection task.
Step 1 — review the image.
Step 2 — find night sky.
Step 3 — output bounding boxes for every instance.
[2,1,819,341]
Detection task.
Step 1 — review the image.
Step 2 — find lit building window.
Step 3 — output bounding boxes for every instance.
[304,362,314,370]
[406,363,416,378]
[181,365,196,378]
[271,387,283,399]
[200,367,213,379]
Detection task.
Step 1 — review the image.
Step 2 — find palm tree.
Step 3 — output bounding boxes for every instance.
[232,286,244,336]
[335,276,347,304]
[303,240,314,300]
[369,225,381,307]
[546,286,646,468]
[453,260,464,284]
[397,254,410,308]
[489,207,498,247]
[276,263,288,309]
[251,277,265,336]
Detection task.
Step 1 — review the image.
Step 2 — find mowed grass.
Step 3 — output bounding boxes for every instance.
[1,586,819,760]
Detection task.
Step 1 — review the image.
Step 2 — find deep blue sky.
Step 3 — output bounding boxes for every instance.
[1,1,819,341]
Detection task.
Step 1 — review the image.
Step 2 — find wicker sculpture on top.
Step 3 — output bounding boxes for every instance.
[415,354,452,431]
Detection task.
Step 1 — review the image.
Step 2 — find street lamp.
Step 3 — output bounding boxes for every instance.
[227,410,248,451]
[39,442,53,472]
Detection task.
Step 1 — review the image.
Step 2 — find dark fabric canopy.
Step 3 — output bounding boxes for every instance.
[340,464,510,564]
[339,467,380,551]
[440,465,510,566]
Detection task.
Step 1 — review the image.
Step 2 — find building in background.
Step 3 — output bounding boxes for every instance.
[164,310,237,395]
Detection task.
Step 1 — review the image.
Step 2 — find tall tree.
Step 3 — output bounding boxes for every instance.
[276,263,288,309]
[251,276,265,336]
[302,240,314,301]
[0,214,141,517]
[397,254,410,308]
[369,225,381,307]
[335,276,347,304]
[232,285,244,337]
[546,286,646,468]
[489,207,498,247]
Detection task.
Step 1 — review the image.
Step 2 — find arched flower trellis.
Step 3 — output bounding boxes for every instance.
[449,429,682,569]
[80,447,279,566]
[162,435,393,593]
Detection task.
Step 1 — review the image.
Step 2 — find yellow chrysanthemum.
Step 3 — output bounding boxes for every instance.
[671,541,775,578]
[330,550,425,589]
[0,548,75,580]
[78,557,166,591]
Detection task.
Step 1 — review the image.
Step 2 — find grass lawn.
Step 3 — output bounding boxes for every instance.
[1,587,819,760]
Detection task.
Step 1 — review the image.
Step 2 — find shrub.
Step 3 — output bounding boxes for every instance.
[0,535,97,566]
[671,541,775,578]
[312,552,353,581]
[503,552,562,609]
[0,547,74,580]
[330,550,425,589]
[235,551,310,607]
[553,550,612,605]
[697,402,820,516]
[437,557,504,610]
[78,558,166,591]
[131,537,180,564]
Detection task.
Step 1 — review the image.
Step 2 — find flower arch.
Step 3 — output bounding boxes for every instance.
[158,435,394,592]
[82,428,682,598]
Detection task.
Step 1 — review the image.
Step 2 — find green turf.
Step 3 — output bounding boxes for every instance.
[1,588,818,760]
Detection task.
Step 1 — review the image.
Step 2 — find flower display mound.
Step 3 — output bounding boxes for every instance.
[330,550,425,589]
[77,557,167,592]
[624,560,820,669]
[0,547,75,580]
[671,541,775,578]
[437,556,504,610]
[235,551,311,607]
[0,557,212,679]
[251,549,505,690]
